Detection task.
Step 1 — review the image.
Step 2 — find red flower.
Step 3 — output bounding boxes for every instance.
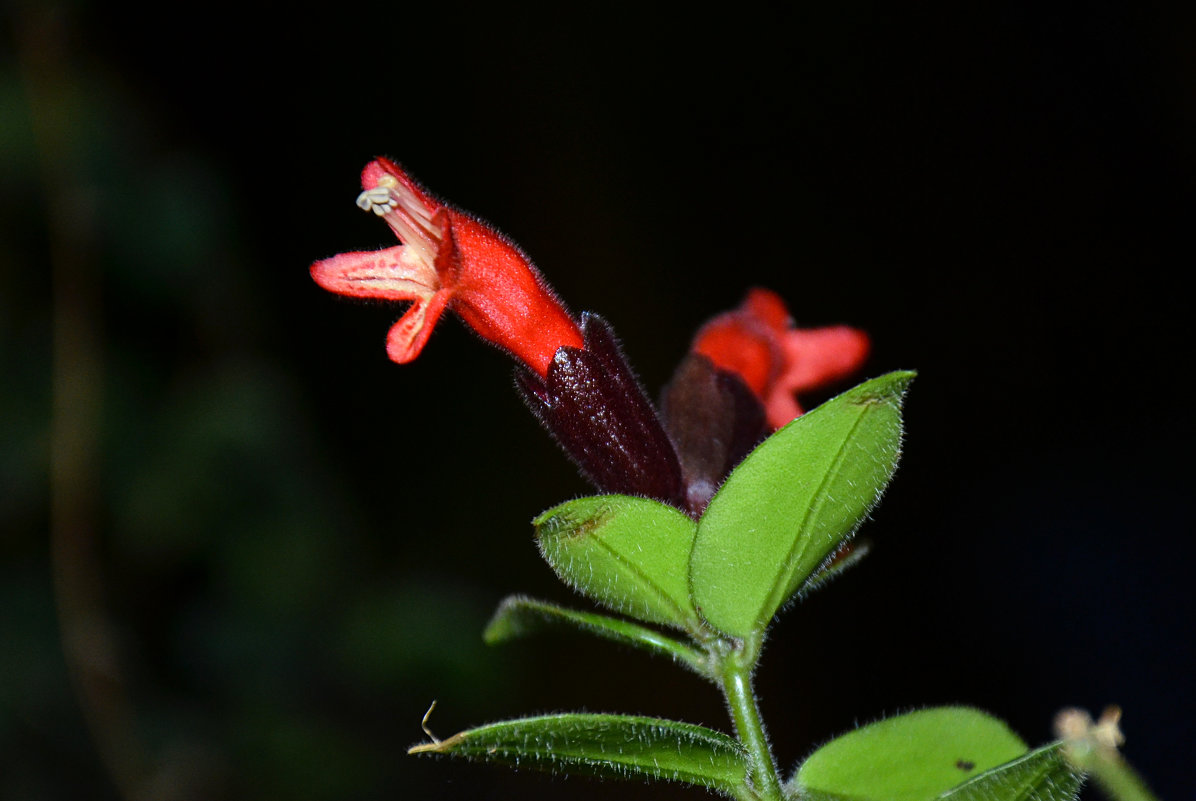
[310,158,584,377]
[692,288,870,429]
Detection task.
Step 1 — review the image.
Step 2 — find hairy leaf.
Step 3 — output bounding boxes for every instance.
[690,371,913,639]
[790,706,1028,801]
[483,595,707,674]
[536,495,700,630]
[410,713,750,796]
[939,743,1083,801]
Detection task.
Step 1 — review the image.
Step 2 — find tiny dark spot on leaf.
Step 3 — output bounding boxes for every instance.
[956,759,975,771]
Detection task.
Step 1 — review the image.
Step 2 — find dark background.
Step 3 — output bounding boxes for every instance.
[2,2,1193,799]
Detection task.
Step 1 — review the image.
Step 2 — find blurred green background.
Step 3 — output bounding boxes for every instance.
[2,2,1193,800]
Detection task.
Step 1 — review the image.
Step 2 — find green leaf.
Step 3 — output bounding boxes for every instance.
[483,595,708,675]
[939,743,1083,801]
[790,706,1029,801]
[690,371,913,640]
[535,495,700,630]
[409,713,750,796]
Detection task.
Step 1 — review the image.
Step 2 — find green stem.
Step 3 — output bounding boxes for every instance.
[1072,748,1160,801]
[720,654,783,801]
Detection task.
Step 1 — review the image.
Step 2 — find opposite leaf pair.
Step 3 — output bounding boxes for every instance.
[534,371,913,650]
[406,371,914,801]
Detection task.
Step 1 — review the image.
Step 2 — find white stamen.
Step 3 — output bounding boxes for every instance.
[390,183,435,225]
[354,174,445,270]
[356,186,397,216]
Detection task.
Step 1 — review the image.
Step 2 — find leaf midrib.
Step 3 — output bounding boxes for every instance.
[590,529,693,624]
[441,715,750,791]
[756,402,871,633]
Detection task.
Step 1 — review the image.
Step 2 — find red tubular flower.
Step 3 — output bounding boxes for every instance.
[312,162,871,518]
[691,288,871,429]
[313,158,685,508]
[310,158,584,377]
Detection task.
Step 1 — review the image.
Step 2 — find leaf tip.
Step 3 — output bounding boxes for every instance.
[481,594,525,645]
[408,731,464,755]
[850,369,916,406]
[480,620,505,646]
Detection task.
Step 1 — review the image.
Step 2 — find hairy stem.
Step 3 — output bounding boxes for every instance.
[720,655,783,801]
[1072,748,1160,801]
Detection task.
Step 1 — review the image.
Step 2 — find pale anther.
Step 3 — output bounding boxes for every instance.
[356,186,397,216]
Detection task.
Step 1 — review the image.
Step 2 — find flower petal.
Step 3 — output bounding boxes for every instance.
[386,289,453,364]
[779,326,872,392]
[689,288,870,430]
[309,246,438,303]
